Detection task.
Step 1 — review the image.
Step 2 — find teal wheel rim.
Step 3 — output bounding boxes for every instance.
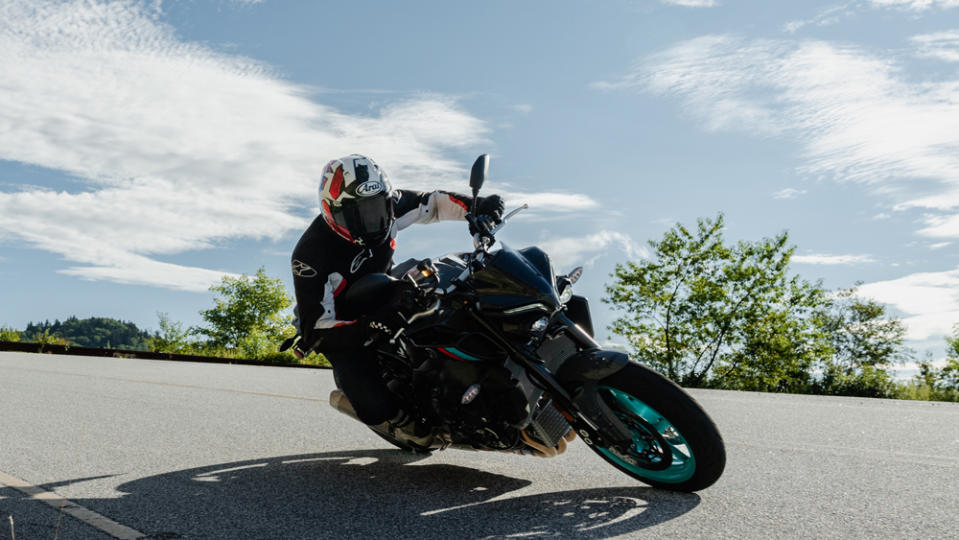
[595,386,697,484]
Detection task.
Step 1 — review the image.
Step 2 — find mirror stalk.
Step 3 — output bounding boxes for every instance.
[469,154,490,217]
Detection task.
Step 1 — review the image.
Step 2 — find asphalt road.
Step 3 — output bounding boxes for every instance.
[1,352,957,539]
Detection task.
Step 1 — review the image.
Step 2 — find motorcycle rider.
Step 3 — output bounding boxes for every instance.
[289,154,504,438]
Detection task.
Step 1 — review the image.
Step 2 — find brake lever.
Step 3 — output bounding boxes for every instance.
[488,204,528,236]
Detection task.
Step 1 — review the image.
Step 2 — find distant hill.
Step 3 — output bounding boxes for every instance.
[24,316,152,350]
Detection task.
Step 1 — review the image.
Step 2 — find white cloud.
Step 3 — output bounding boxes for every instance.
[773,187,807,199]
[497,190,598,212]
[513,104,533,114]
[792,253,877,265]
[782,3,856,34]
[537,231,647,269]
[596,34,959,238]
[782,21,807,34]
[650,217,677,227]
[929,241,951,249]
[784,1,959,35]
[870,0,959,10]
[895,188,959,211]
[858,268,959,339]
[917,213,959,238]
[0,0,594,292]
[660,0,719,6]
[911,31,959,62]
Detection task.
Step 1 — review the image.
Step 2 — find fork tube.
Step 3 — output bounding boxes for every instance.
[463,309,602,433]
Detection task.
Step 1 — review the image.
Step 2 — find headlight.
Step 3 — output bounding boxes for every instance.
[530,316,549,333]
[559,284,573,304]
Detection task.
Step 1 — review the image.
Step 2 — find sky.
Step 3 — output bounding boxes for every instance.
[2,0,959,373]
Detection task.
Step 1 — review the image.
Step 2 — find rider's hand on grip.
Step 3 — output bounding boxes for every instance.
[477,194,505,223]
[468,214,491,236]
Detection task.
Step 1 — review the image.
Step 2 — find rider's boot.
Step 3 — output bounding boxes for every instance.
[386,409,435,447]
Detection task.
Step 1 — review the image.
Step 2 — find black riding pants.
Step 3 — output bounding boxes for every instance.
[324,349,399,425]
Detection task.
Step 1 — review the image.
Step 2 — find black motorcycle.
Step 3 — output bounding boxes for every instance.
[307,155,725,492]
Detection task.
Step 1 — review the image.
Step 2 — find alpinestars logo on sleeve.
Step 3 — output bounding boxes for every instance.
[292,259,317,278]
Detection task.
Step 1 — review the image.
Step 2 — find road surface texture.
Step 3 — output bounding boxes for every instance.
[1,352,957,539]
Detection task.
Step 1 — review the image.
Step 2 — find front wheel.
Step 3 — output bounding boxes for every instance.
[582,363,725,492]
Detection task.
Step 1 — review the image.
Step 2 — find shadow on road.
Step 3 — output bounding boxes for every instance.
[9,449,700,539]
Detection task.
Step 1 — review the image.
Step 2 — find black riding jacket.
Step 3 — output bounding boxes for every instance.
[292,189,473,352]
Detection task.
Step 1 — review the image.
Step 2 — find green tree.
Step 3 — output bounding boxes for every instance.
[912,325,959,402]
[816,287,910,398]
[194,268,293,357]
[151,312,195,354]
[604,214,831,389]
[718,280,832,392]
[22,317,152,349]
[31,328,70,346]
[0,326,21,342]
[945,324,959,390]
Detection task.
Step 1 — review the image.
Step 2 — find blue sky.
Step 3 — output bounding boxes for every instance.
[2,0,959,371]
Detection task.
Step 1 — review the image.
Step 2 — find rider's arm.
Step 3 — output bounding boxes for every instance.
[294,265,370,352]
[393,189,473,230]
[291,221,365,352]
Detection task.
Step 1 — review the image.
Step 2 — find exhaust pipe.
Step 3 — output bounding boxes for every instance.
[332,389,578,457]
[519,428,578,458]
[329,389,361,421]
[330,389,438,448]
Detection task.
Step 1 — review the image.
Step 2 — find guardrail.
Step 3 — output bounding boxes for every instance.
[0,340,328,369]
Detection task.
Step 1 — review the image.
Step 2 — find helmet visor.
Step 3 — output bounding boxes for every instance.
[332,195,394,244]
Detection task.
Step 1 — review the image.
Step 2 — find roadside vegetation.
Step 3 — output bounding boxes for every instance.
[149,268,326,366]
[23,317,152,349]
[3,217,957,400]
[1,267,328,367]
[605,214,959,403]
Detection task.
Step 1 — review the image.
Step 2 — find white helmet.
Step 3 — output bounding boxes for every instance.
[318,154,394,246]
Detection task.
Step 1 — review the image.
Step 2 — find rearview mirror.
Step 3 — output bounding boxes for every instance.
[469,154,489,196]
[568,266,583,284]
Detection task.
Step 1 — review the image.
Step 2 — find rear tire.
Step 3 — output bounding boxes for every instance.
[583,363,725,492]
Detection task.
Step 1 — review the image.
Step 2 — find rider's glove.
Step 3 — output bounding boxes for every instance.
[469,194,505,235]
[476,194,505,223]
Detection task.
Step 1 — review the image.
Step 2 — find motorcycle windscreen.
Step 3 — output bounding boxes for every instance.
[474,244,561,310]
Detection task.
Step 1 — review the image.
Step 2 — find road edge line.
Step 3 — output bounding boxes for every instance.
[0,470,145,540]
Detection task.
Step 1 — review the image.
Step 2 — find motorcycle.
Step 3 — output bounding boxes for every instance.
[295,155,726,492]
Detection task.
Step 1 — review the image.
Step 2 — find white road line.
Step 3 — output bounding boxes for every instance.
[0,470,145,540]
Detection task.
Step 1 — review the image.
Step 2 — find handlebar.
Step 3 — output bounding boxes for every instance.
[472,203,528,251]
[490,204,528,236]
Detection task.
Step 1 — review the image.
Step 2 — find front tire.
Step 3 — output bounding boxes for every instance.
[584,362,725,492]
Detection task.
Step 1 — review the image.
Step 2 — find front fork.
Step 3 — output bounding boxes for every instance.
[465,309,635,448]
[527,362,634,448]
